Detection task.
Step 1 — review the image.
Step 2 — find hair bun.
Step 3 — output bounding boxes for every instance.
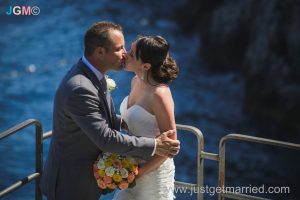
[157,56,179,83]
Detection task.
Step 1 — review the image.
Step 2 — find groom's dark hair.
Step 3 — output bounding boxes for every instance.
[84,21,123,56]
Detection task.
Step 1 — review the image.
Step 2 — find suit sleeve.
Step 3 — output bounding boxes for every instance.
[65,86,155,160]
[115,114,122,131]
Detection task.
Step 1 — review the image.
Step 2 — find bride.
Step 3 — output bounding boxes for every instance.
[113,35,179,200]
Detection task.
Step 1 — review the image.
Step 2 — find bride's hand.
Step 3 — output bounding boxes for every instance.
[136,166,145,179]
[155,130,180,158]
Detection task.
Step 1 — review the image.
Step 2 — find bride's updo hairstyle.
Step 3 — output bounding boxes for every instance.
[135,36,179,84]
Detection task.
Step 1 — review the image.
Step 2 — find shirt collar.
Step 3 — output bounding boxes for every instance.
[82,55,104,81]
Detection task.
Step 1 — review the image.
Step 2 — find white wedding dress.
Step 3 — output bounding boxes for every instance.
[112,96,175,200]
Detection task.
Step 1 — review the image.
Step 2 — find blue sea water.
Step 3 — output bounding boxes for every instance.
[0,0,299,199]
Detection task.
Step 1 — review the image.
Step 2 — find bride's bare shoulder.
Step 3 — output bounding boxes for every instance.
[150,86,174,114]
[154,84,171,94]
[152,85,172,101]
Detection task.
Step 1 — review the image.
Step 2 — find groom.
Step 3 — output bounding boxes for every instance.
[40,21,180,200]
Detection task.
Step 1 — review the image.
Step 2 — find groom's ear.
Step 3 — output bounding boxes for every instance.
[95,46,106,57]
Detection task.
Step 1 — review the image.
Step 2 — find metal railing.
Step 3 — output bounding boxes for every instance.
[218,134,300,200]
[0,119,43,200]
[175,124,204,200]
[1,119,300,200]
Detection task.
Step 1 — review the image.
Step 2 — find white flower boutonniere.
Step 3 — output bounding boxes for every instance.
[105,75,117,92]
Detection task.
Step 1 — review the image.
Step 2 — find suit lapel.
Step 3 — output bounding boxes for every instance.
[77,59,113,127]
[107,92,115,128]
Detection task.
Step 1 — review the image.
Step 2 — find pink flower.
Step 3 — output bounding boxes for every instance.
[93,163,98,172]
[103,176,112,184]
[112,159,122,169]
[94,172,100,179]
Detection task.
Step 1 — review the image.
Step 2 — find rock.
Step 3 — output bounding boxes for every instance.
[175,0,300,132]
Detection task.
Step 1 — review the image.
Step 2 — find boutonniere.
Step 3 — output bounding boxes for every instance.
[105,75,117,92]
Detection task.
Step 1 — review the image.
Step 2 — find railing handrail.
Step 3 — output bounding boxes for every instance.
[0,119,43,200]
[0,119,41,140]
[220,133,300,150]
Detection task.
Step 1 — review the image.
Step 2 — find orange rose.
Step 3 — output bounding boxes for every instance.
[118,181,129,189]
[103,175,112,184]
[127,173,135,183]
[107,183,117,189]
[133,166,138,175]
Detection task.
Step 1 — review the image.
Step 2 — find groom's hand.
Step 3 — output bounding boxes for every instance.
[155,130,180,158]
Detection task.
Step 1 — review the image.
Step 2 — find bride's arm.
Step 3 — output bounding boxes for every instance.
[137,87,177,178]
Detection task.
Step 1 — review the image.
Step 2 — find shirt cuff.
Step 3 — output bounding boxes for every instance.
[151,139,157,156]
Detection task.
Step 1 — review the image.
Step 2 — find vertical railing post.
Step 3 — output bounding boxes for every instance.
[218,140,226,200]
[176,124,204,200]
[197,131,204,200]
[35,121,43,200]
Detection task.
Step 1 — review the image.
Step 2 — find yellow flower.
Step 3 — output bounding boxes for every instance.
[110,153,118,160]
[122,160,130,168]
[129,164,135,171]
[112,173,123,183]
[98,169,105,177]
[105,159,113,167]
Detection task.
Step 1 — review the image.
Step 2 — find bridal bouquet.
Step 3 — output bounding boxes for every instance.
[93,152,139,194]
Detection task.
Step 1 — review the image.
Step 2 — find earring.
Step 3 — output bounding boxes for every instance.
[141,70,145,81]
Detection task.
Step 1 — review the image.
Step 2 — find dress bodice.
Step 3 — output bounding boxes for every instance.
[114,96,175,200]
[120,96,159,138]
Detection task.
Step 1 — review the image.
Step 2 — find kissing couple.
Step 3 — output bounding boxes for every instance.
[41,21,180,200]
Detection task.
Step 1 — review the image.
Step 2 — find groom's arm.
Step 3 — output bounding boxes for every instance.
[66,86,155,160]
